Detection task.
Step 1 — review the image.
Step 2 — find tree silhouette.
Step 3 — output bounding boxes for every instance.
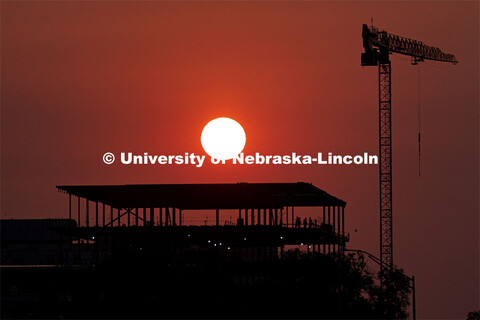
[467,310,480,320]
[1,248,413,318]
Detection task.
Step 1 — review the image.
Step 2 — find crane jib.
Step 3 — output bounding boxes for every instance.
[361,24,457,65]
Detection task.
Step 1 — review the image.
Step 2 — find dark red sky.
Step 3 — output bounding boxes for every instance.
[1,1,478,318]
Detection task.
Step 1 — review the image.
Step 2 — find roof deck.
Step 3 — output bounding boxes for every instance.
[57,182,346,210]
[56,182,348,250]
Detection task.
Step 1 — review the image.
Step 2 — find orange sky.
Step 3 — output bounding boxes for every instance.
[1,1,478,318]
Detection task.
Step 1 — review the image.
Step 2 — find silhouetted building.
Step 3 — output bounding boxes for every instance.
[54,182,348,264]
[2,182,352,318]
[1,219,76,266]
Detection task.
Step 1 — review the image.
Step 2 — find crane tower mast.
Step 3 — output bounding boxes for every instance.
[361,24,457,273]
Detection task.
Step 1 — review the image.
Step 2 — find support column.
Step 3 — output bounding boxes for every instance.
[333,206,337,252]
[95,202,98,227]
[68,194,72,221]
[77,197,80,227]
[216,209,219,226]
[328,206,331,253]
[179,209,182,226]
[292,206,295,226]
[127,205,130,227]
[117,208,121,227]
[143,208,147,226]
[323,206,326,253]
[86,199,89,227]
[159,208,163,227]
[110,206,113,228]
[103,204,105,227]
[238,209,242,226]
[150,208,155,226]
[257,209,261,225]
[333,206,336,233]
[337,206,341,235]
[135,208,139,226]
[285,206,288,227]
[251,209,254,225]
[263,209,266,225]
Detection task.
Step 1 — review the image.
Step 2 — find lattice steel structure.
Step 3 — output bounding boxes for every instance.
[379,62,393,269]
[361,24,457,275]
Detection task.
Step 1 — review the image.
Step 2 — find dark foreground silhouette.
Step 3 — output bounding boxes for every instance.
[1,249,410,319]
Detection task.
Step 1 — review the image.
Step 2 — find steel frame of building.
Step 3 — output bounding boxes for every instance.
[57,183,349,257]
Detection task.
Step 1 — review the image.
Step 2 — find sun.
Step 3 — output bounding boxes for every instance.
[201,117,246,160]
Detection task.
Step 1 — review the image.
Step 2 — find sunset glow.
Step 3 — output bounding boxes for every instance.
[201,117,246,160]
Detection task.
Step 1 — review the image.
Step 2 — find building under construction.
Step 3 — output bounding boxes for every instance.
[56,182,348,263]
[2,182,356,318]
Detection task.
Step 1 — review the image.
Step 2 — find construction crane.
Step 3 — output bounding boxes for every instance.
[361,24,457,276]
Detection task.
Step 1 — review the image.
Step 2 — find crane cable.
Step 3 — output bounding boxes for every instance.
[416,60,453,177]
[418,64,421,177]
